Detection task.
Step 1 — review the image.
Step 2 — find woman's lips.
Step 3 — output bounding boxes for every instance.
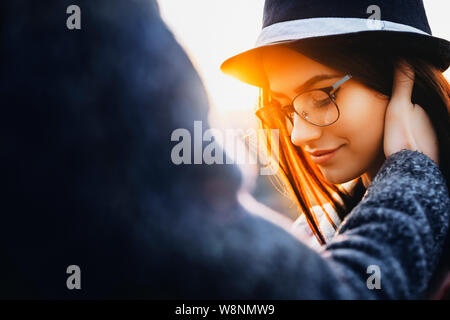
[307,145,343,165]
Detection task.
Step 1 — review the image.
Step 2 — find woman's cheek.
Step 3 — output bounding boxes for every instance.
[337,88,388,176]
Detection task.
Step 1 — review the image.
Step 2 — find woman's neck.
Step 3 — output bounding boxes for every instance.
[361,151,387,188]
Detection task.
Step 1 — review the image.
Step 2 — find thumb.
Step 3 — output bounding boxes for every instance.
[391,60,415,104]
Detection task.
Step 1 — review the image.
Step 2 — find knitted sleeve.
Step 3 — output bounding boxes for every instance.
[321,149,450,299]
[193,149,449,299]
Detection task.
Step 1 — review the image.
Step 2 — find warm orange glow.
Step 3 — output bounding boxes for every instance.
[158,0,450,121]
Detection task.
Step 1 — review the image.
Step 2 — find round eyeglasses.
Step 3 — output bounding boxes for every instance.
[277,74,352,127]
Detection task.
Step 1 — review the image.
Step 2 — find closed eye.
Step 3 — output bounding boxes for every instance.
[313,87,341,108]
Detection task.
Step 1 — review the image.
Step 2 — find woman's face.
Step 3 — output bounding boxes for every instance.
[262,46,388,184]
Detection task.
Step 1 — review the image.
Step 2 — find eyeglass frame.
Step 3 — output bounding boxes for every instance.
[278,74,353,127]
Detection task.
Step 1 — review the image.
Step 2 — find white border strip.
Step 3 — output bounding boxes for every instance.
[256,17,430,46]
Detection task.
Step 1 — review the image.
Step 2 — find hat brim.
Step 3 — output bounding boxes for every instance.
[221,30,450,87]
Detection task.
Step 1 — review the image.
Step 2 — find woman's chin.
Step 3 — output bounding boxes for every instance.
[320,167,355,185]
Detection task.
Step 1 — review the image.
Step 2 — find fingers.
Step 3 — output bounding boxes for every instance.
[391,60,415,103]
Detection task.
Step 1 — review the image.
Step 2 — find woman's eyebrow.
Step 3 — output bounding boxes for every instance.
[271,74,342,99]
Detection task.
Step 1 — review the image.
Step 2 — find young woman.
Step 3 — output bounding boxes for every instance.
[221,0,450,298]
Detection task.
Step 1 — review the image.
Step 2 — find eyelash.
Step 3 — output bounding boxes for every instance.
[278,87,341,111]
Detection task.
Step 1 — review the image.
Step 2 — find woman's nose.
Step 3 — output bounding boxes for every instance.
[290,114,323,147]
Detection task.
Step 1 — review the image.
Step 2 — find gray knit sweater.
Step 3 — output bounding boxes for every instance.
[320,149,449,299]
[213,149,450,299]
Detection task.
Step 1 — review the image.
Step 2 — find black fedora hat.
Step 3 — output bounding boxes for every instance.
[221,0,450,87]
